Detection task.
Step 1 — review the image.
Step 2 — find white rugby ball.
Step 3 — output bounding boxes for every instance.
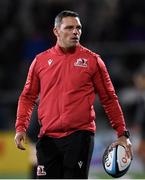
[102,144,132,178]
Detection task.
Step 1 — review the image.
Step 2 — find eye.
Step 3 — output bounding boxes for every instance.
[65,26,74,30]
[76,26,82,30]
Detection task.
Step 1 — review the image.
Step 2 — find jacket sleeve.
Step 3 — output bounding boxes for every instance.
[15,58,40,133]
[93,56,127,137]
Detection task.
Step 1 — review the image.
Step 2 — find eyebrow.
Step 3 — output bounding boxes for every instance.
[65,25,82,29]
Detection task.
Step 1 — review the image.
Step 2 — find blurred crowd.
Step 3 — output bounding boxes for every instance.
[0,0,145,134]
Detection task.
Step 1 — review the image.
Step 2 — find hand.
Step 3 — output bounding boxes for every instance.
[14,132,26,150]
[111,136,133,160]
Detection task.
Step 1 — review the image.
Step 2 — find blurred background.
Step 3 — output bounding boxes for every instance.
[1,0,145,178]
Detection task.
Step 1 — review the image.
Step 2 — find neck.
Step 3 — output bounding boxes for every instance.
[61,46,76,53]
[57,43,77,53]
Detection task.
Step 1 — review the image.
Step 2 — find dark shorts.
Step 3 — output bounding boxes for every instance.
[36,130,94,179]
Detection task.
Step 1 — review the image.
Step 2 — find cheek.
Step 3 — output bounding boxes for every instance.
[62,33,70,40]
[78,30,82,36]
[59,31,68,37]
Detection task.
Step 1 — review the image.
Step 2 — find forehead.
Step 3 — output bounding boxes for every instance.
[60,16,81,26]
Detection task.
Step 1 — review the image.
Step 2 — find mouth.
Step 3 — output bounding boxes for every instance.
[71,37,79,42]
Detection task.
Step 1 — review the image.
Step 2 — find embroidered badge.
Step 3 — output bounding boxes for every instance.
[48,59,53,66]
[74,58,88,67]
[37,165,47,176]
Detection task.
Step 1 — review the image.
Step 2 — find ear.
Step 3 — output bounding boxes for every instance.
[53,27,59,37]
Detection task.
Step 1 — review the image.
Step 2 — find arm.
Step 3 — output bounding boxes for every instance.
[15,58,40,150]
[93,56,132,158]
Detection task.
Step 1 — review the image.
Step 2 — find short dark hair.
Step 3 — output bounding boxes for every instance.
[54,10,80,27]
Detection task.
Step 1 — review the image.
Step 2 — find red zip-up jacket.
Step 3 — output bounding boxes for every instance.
[15,44,127,138]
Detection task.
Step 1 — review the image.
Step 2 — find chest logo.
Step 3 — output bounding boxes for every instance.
[74,58,88,67]
[48,59,53,66]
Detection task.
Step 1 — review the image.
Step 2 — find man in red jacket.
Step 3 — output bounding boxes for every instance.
[15,10,132,179]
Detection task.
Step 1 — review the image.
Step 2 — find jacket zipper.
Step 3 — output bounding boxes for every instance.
[59,54,67,131]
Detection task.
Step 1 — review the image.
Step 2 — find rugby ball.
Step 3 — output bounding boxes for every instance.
[102,144,132,178]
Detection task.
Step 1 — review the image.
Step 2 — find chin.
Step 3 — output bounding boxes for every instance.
[70,42,79,47]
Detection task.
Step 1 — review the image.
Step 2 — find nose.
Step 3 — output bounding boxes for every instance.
[73,28,78,35]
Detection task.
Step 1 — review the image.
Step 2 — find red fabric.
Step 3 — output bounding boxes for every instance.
[15,44,127,138]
